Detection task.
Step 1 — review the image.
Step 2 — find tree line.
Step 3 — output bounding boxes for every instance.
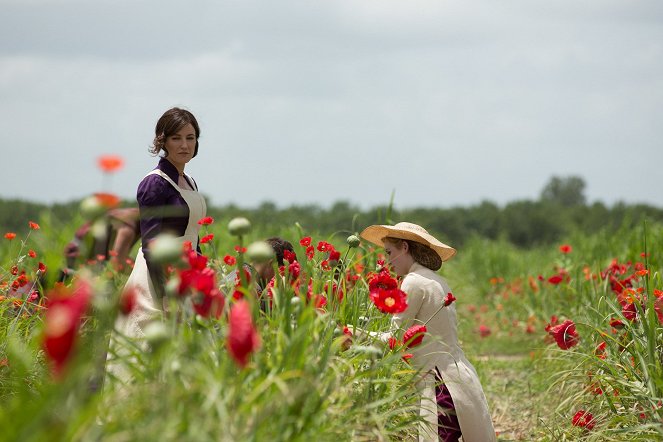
[2,177,661,249]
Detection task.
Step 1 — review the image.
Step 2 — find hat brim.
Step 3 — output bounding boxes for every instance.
[360,224,457,262]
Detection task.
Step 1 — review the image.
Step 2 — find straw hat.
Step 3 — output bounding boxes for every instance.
[360,222,457,262]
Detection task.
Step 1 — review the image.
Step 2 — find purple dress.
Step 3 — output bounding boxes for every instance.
[138,158,200,298]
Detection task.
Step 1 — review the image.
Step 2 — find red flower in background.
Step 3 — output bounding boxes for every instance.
[4,232,16,240]
[572,410,595,430]
[97,155,124,173]
[38,262,47,273]
[200,234,214,244]
[42,279,92,377]
[403,324,427,348]
[548,319,579,350]
[227,300,260,367]
[444,292,456,306]
[119,287,137,315]
[559,244,572,254]
[197,216,214,226]
[93,192,120,209]
[299,236,312,247]
[283,249,297,263]
[28,221,40,230]
[223,255,236,266]
[305,246,315,260]
[595,341,607,360]
[370,288,408,314]
[478,324,491,338]
[234,245,247,253]
[28,250,37,258]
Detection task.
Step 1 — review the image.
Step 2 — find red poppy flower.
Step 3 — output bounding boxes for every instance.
[622,303,637,321]
[305,246,315,260]
[42,279,92,377]
[283,249,297,263]
[287,260,301,281]
[595,341,607,359]
[548,274,564,285]
[299,236,312,247]
[97,155,124,173]
[27,250,36,258]
[200,234,214,244]
[329,249,341,262]
[609,317,624,329]
[4,232,16,240]
[234,245,247,253]
[38,262,47,273]
[478,324,491,338]
[444,292,456,306]
[227,300,260,367]
[119,287,137,315]
[223,255,236,266]
[548,319,579,349]
[388,337,400,350]
[368,270,398,292]
[28,221,40,230]
[571,410,595,430]
[403,324,427,348]
[192,288,225,319]
[197,216,214,226]
[317,241,331,252]
[93,192,120,209]
[559,244,572,254]
[369,288,408,314]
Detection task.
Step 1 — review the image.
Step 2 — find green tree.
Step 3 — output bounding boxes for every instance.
[540,176,586,207]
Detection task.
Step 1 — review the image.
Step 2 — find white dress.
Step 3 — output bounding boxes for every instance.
[380,262,496,442]
[108,170,206,382]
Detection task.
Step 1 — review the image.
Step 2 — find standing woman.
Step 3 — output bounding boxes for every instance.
[117,107,207,339]
[360,222,496,442]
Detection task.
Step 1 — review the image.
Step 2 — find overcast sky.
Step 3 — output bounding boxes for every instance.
[2,0,662,210]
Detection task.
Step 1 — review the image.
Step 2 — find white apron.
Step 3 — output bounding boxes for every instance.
[116,169,207,338]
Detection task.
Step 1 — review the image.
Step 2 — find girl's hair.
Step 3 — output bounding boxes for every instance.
[383,237,442,271]
[149,107,200,158]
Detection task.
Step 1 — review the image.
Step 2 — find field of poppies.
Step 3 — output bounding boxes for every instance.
[1,192,662,440]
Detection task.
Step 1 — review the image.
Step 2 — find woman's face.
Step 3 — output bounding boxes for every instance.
[164,123,197,170]
[383,240,414,277]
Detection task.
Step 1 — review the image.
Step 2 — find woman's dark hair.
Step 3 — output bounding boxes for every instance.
[150,107,200,158]
[383,237,443,271]
[265,237,296,266]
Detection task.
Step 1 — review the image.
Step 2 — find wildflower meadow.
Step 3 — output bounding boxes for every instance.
[1,160,662,441]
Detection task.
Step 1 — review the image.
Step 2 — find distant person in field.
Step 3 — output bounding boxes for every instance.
[58,207,140,281]
[356,222,496,442]
[115,107,207,339]
[221,237,296,310]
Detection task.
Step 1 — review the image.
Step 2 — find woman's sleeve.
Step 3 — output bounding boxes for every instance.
[137,175,168,299]
[390,276,426,331]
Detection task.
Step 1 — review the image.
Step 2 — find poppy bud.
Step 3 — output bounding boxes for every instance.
[149,234,183,264]
[80,196,106,220]
[346,235,360,248]
[228,217,251,236]
[144,321,169,349]
[246,241,274,263]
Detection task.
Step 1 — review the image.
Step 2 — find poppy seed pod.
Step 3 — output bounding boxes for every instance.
[79,196,106,220]
[246,241,274,263]
[144,321,169,350]
[228,217,251,236]
[149,234,183,264]
[346,235,360,248]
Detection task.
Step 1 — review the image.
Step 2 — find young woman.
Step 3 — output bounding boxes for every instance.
[360,222,496,442]
[116,107,207,339]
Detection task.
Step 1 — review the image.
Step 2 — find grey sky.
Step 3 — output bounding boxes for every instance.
[2,0,662,209]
